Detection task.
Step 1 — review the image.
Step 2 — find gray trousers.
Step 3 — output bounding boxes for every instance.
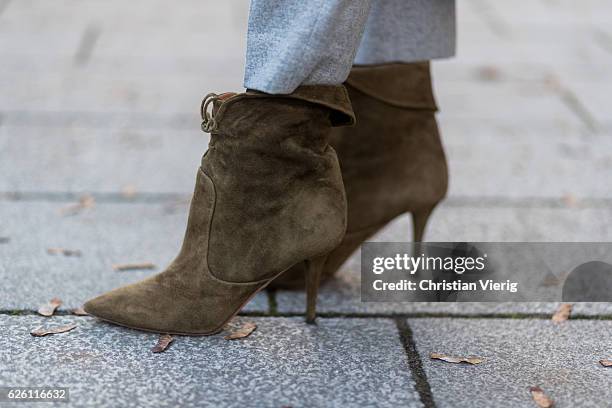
[244,0,456,94]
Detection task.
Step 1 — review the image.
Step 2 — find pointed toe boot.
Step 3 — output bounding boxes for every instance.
[84,86,355,334]
[270,62,448,290]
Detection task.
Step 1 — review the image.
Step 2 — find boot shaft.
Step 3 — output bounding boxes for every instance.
[332,62,448,232]
[199,86,354,283]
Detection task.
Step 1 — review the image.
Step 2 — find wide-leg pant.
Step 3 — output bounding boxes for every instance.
[244,0,456,94]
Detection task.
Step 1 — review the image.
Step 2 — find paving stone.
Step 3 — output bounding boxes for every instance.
[1,0,609,204]
[0,73,243,113]
[0,201,267,312]
[563,82,612,125]
[3,121,612,198]
[0,315,421,408]
[486,0,612,26]
[5,203,610,316]
[438,119,612,199]
[276,206,612,316]
[0,126,209,194]
[408,318,612,408]
[0,74,584,122]
[1,0,248,41]
[435,82,581,124]
[0,54,244,79]
[433,60,612,85]
[451,3,612,66]
[0,0,248,50]
[0,0,248,113]
[455,36,612,67]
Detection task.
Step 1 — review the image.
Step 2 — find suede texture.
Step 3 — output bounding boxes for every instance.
[85,170,260,334]
[271,62,448,289]
[85,85,354,334]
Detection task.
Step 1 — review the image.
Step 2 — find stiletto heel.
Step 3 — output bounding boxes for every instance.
[412,205,436,242]
[305,256,327,324]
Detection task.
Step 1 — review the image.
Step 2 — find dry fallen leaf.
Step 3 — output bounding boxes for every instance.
[476,66,502,82]
[80,195,95,207]
[600,359,612,367]
[562,193,579,208]
[225,322,257,340]
[530,386,554,408]
[552,303,572,323]
[31,324,77,337]
[72,307,88,316]
[121,185,137,198]
[429,352,483,365]
[112,262,156,271]
[152,334,174,353]
[47,247,82,257]
[540,272,563,287]
[38,298,63,317]
[59,195,95,216]
[543,73,562,91]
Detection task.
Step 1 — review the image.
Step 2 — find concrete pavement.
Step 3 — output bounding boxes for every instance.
[1,0,611,406]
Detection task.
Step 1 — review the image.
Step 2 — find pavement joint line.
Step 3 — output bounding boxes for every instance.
[4,110,612,132]
[2,191,612,209]
[557,85,600,132]
[594,28,612,56]
[444,196,612,209]
[266,288,278,315]
[2,310,612,320]
[396,318,436,408]
[0,110,195,130]
[0,191,188,204]
[74,25,101,66]
[223,311,612,320]
[0,0,11,16]
[469,0,512,39]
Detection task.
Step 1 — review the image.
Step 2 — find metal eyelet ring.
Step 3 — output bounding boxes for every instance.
[200,93,219,133]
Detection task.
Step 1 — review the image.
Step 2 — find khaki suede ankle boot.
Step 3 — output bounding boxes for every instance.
[270,62,448,289]
[84,86,355,334]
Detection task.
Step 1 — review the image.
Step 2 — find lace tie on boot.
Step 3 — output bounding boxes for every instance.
[201,93,219,133]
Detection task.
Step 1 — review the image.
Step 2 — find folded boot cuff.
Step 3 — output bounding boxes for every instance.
[245,85,355,127]
[347,62,438,110]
